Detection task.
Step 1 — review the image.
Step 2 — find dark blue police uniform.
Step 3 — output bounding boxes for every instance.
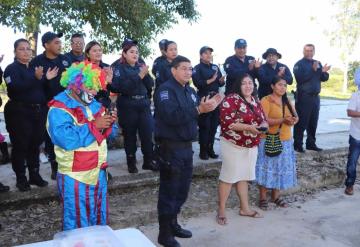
[293,58,329,150]
[192,61,224,159]
[154,76,199,241]
[155,59,172,90]
[64,51,85,65]
[109,59,155,172]
[257,62,293,99]
[30,53,71,178]
[223,55,257,95]
[3,60,48,189]
[152,55,167,86]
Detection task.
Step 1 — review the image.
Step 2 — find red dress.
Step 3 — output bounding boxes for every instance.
[220,93,266,148]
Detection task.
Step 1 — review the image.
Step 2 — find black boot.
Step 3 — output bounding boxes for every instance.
[50,161,58,180]
[171,215,192,238]
[127,155,138,173]
[199,144,209,160]
[29,168,48,187]
[142,156,159,171]
[158,215,181,247]
[0,182,10,193]
[16,176,31,192]
[0,142,10,165]
[207,142,219,159]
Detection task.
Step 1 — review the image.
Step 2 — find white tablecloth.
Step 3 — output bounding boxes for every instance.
[16,228,155,247]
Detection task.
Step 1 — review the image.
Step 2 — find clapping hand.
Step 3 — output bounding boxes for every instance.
[219,75,225,84]
[207,72,218,84]
[198,94,224,114]
[34,66,44,80]
[104,67,113,83]
[46,67,59,80]
[322,63,331,73]
[312,61,319,71]
[278,66,286,77]
[139,65,149,79]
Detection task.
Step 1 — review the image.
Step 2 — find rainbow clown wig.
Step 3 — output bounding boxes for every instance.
[60,61,107,92]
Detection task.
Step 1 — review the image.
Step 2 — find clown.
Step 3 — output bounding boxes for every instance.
[47,61,117,231]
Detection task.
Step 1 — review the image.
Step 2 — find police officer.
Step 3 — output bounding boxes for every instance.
[64,33,85,64]
[155,55,222,247]
[152,39,168,83]
[3,39,56,191]
[192,46,225,160]
[109,39,158,173]
[293,44,331,152]
[30,31,71,180]
[155,40,178,90]
[224,39,261,95]
[257,48,293,99]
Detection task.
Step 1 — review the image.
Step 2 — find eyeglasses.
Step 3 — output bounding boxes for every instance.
[177,67,193,72]
[71,42,84,46]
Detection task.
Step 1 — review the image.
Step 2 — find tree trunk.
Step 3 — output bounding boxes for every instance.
[26,31,39,57]
[342,61,349,94]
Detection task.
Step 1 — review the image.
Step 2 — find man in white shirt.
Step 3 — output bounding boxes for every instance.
[345,68,360,195]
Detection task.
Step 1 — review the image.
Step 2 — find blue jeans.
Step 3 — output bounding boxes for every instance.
[345,135,360,187]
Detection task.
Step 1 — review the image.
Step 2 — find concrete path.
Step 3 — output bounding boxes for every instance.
[140,184,360,247]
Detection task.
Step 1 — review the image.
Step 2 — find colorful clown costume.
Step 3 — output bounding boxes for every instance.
[47,61,112,231]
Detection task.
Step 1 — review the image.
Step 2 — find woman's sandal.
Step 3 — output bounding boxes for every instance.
[273,197,288,208]
[239,210,263,218]
[259,199,269,211]
[216,214,227,225]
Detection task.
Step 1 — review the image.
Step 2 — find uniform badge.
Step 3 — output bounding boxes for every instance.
[225,64,230,69]
[62,60,69,67]
[114,69,120,77]
[191,93,197,103]
[160,91,169,101]
[4,76,11,84]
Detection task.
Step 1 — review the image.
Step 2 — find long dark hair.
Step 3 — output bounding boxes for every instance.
[231,74,262,118]
[271,76,296,117]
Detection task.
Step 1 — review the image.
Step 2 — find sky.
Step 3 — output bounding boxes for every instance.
[0,0,359,70]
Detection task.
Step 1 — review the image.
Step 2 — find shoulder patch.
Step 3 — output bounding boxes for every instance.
[4,76,11,84]
[62,60,69,67]
[212,65,218,71]
[114,69,120,77]
[191,93,197,103]
[160,91,169,101]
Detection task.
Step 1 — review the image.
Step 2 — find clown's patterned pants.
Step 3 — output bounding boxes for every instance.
[57,170,108,231]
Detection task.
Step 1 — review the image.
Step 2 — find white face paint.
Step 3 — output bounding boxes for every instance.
[78,90,94,105]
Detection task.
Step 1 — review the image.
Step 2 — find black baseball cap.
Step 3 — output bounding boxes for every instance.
[159,39,168,50]
[42,32,63,47]
[199,46,214,55]
[234,39,247,48]
[121,38,138,49]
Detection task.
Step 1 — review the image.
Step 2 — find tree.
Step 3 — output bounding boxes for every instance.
[326,0,360,93]
[0,0,199,57]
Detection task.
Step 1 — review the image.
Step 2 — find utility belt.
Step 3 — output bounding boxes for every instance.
[155,138,192,179]
[9,100,46,109]
[156,139,192,150]
[122,95,147,100]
